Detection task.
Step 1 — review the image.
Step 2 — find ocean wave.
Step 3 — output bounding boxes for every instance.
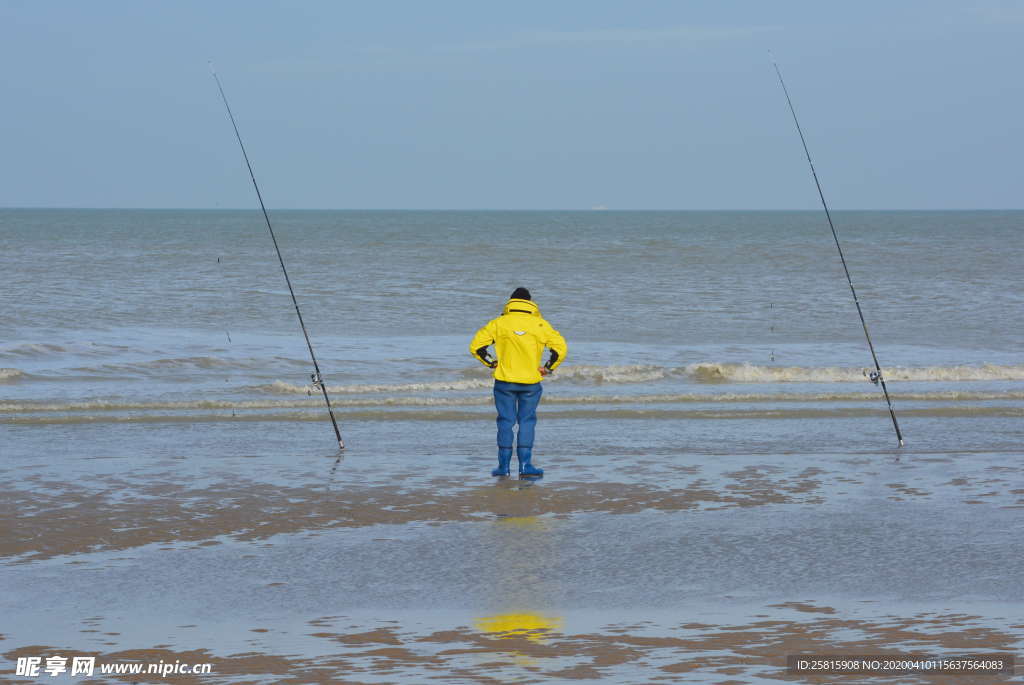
[0,342,139,359]
[0,368,26,383]
[253,363,1024,395]
[143,356,234,369]
[256,365,675,395]
[686,363,1024,383]
[254,378,494,395]
[459,363,677,383]
[65,356,300,376]
[554,364,673,383]
[0,343,66,359]
[4,391,1022,414]
[0,397,476,413]
[77,356,241,372]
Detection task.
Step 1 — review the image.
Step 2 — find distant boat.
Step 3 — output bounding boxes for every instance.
[590,205,608,211]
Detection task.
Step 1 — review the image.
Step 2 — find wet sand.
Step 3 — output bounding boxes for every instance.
[3,417,1022,683]
[3,608,1021,683]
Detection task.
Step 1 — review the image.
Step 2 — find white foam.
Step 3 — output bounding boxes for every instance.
[254,378,493,395]
[252,362,1024,396]
[686,362,1024,383]
[0,368,26,382]
[552,364,672,384]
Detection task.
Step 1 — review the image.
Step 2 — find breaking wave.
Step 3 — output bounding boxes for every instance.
[0,368,26,383]
[71,356,261,374]
[255,379,494,395]
[686,363,1024,383]
[0,342,138,360]
[0,343,66,358]
[535,364,673,384]
[253,363,1024,395]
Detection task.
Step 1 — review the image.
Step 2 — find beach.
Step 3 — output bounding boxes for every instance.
[2,209,1022,682]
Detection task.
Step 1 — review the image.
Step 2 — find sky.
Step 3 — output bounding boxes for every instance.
[1,0,1022,210]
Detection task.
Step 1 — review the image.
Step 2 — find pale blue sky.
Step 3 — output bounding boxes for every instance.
[2,1,1022,209]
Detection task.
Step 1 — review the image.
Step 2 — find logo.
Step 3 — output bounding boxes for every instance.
[513,331,526,336]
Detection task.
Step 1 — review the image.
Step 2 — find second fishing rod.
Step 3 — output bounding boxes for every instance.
[770,52,905,448]
[210,62,345,450]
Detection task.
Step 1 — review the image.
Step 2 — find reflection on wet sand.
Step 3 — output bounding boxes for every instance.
[3,445,1022,681]
[1,465,831,562]
[474,611,565,639]
[7,454,1023,562]
[471,512,566,668]
[3,605,1019,683]
[474,610,566,669]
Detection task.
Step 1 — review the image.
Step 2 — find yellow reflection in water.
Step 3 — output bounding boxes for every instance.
[477,514,564,668]
[494,515,548,531]
[474,611,564,641]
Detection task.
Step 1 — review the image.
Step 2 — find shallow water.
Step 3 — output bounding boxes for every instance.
[3,420,1022,682]
[2,210,1022,682]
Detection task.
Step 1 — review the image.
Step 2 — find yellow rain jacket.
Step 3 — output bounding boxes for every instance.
[470,298,568,385]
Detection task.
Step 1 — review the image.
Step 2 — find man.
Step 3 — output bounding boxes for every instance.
[470,287,568,478]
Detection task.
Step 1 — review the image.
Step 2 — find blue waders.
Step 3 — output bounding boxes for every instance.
[492,380,544,477]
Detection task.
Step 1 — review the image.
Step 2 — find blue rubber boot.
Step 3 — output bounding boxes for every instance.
[517,447,543,478]
[492,447,513,477]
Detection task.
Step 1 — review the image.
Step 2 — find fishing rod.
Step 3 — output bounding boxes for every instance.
[209,62,345,450]
[770,52,904,448]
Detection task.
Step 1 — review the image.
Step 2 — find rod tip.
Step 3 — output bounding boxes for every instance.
[898,439,905,448]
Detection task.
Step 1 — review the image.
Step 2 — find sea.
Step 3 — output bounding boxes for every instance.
[2,209,1022,683]
[3,209,1022,441]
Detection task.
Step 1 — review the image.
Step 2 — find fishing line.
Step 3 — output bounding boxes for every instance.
[216,255,236,417]
[209,62,345,450]
[769,52,904,447]
[217,257,232,344]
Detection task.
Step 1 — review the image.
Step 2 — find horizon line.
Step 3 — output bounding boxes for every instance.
[2,206,1022,212]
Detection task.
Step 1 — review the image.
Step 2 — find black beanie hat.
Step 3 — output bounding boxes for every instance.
[510,287,531,301]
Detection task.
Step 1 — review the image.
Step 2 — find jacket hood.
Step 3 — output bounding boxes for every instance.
[502,298,540,316]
